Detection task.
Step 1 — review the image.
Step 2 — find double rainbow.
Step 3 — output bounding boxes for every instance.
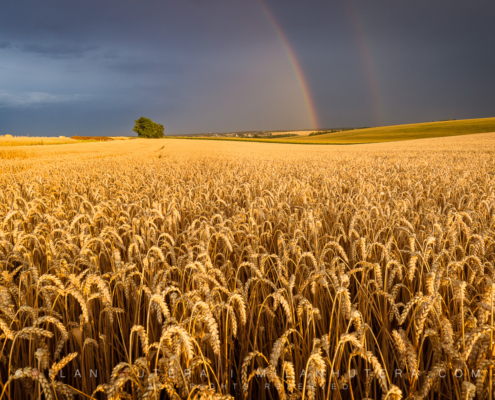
[258,0,384,129]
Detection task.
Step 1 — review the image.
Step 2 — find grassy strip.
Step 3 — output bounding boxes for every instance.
[162,137,365,145]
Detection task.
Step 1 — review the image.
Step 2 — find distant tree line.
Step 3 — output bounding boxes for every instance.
[253,133,298,138]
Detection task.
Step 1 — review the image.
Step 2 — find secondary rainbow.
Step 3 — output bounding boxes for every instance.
[260,0,385,128]
[258,0,319,130]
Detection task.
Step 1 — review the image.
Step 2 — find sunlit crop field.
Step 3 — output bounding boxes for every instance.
[0,137,133,149]
[0,134,494,400]
[0,137,77,147]
[175,117,495,144]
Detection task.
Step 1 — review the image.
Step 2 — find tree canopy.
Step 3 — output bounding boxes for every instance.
[133,117,164,138]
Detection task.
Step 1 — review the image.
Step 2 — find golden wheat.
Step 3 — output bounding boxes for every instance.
[0,135,494,399]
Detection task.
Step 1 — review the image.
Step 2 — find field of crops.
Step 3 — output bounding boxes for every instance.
[283,117,495,144]
[0,137,77,147]
[0,134,494,400]
[0,137,133,149]
[174,117,495,145]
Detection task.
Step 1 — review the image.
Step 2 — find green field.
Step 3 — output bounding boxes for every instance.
[172,117,495,144]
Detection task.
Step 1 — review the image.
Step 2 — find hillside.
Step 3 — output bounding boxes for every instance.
[277,117,495,144]
[172,117,495,144]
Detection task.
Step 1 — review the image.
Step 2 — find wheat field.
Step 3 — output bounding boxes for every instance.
[0,134,494,400]
[0,137,77,147]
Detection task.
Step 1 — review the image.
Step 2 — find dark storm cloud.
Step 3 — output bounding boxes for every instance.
[19,43,98,59]
[0,0,494,136]
[104,57,183,75]
[0,91,92,108]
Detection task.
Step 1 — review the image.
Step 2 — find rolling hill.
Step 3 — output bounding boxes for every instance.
[283,117,495,144]
[172,117,495,144]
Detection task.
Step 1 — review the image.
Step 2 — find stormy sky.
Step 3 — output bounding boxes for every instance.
[0,0,494,136]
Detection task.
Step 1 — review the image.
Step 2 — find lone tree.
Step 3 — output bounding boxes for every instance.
[133,117,164,138]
